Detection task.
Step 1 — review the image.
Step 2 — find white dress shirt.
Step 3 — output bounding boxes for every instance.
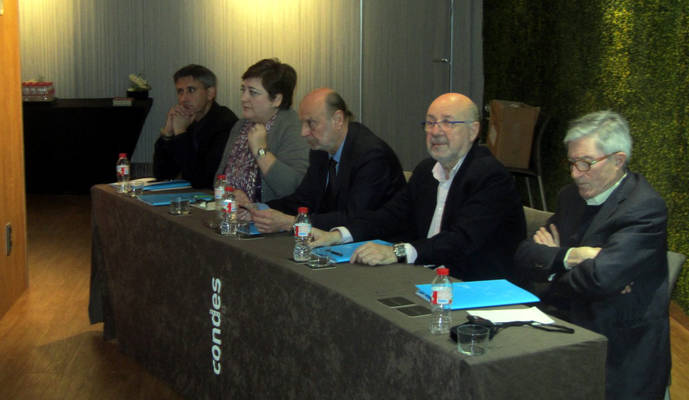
[334,155,466,264]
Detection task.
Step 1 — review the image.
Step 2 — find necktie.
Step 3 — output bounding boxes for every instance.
[323,158,338,211]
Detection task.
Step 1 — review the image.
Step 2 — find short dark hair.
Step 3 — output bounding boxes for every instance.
[242,58,297,109]
[325,91,354,121]
[173,64,217,89]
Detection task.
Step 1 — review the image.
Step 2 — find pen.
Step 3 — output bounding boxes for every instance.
[327,249,343,256]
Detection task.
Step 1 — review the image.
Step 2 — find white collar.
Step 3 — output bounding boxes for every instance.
[585,172,628,206]
[432,155,465,183]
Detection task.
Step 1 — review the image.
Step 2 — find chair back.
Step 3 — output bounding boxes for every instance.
[667,250,686,297]
[523,206,554,237]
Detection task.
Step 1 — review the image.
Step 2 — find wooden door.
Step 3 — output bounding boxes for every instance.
[0,0,28,318]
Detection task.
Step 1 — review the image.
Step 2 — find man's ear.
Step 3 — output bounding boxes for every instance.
[332,109,345,128]
[613,152,627,168]
[207,86,217,101]
[469,120,480,142]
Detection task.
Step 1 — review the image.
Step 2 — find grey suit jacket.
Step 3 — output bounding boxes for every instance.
[215,109,309,202]
[515,172,670,400]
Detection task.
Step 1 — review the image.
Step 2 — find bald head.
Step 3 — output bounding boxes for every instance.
[299,88,350,154]
[301,88,332,109]
[428,93,479,121]
[425,93,480,171]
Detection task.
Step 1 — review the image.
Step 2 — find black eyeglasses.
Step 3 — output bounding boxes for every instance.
[568,153,617,172]
[421,120,473,131]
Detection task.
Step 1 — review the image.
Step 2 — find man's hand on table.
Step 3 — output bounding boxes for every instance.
[309,228,342,248]
[350,242,397,266]
[251,208,295,233]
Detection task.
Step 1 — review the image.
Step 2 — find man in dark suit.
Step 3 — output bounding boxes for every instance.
[514,111,670,400]
[154,64,238,189]
[310,93,525,281]
[247,88,405,232]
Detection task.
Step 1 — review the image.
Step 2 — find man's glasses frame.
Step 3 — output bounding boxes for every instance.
[568,153,618,172]
[421,120,474,131]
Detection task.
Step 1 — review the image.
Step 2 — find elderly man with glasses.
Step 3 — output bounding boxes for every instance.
[515,111,670,400]
[310,92,526,282]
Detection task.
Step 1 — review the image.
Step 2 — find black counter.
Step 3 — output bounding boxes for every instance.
[23,98,153,193]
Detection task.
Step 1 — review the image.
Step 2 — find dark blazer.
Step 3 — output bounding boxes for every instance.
[153,101,238,189]
[514,172,670,400]
[267,122,405,230]
[347,143,526,281]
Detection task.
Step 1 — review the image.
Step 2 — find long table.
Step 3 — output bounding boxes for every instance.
[88,185,607,399]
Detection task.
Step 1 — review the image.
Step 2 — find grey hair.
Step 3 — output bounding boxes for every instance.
[564,110,632,162]
[174,64,217,89]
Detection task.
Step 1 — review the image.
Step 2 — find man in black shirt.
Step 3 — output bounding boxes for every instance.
[153,64,238,188]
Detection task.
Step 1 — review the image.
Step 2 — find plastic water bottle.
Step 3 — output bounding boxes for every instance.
[429,267,453,334]
[116,153,130,193]
[293,207,311,262]
[219,186,238,236]
[214,175,226,221]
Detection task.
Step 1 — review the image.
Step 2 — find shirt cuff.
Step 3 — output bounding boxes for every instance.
[563,248,575,270]
[332,227,352,243]
[404,243,417,264]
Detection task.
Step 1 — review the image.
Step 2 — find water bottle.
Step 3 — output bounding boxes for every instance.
[219,186,238,236]
[429,267,453,334]
[116,153,130,193]
[214,175,226,221]
[293,207,311,262]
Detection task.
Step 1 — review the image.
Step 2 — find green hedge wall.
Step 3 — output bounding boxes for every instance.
[483,0,689,313]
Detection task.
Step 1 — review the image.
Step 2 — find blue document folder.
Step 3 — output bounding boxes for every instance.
[238,222,261,236]
[142,179,191,191]
[415,279,539,310]
[137,192,212,206]
[311,240,392,263]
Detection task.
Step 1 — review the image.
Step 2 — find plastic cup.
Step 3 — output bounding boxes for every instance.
[457,324,489,356]
[129,181,145,197]
[169,197,191,215]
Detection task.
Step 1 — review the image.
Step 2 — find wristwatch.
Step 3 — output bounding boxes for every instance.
[393,243,407,263]
[256,147,267,160]
[160,127,174,140]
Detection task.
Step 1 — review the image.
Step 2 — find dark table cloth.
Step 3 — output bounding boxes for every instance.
[23,98,153,194]
[88,185,607,400]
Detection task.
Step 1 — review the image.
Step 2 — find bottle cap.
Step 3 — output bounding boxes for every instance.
[297,206,309,214]
[119,153,127,158]
[436,267,449,275]
[225,186,234,192]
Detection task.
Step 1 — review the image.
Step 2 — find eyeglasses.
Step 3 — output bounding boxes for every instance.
[421,120,473,131]
[568,153,617,172]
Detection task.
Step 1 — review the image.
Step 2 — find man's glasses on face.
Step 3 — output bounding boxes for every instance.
[421,120,473,131]
[568,153,617,172]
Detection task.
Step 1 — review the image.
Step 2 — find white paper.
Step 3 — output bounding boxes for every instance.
[466,306,555,325]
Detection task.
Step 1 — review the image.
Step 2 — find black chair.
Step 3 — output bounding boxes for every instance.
[507,113,550,211]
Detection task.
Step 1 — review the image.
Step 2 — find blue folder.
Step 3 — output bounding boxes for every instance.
[311,240,392,263]
[415,279,539,310]
[137,192,212,206]
[142,179,191,191]
[238,222,261,236]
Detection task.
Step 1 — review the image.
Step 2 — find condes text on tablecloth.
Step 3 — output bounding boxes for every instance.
[210,277,222,375]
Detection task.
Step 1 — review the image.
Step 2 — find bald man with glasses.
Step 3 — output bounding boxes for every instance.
[515,111,670,400]
[310,92,526,282]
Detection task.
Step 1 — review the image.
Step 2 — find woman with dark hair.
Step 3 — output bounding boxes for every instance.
[215,58,309,202]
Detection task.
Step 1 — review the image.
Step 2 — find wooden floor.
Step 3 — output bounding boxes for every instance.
[0,194,687,399]
[0,195,182,400]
